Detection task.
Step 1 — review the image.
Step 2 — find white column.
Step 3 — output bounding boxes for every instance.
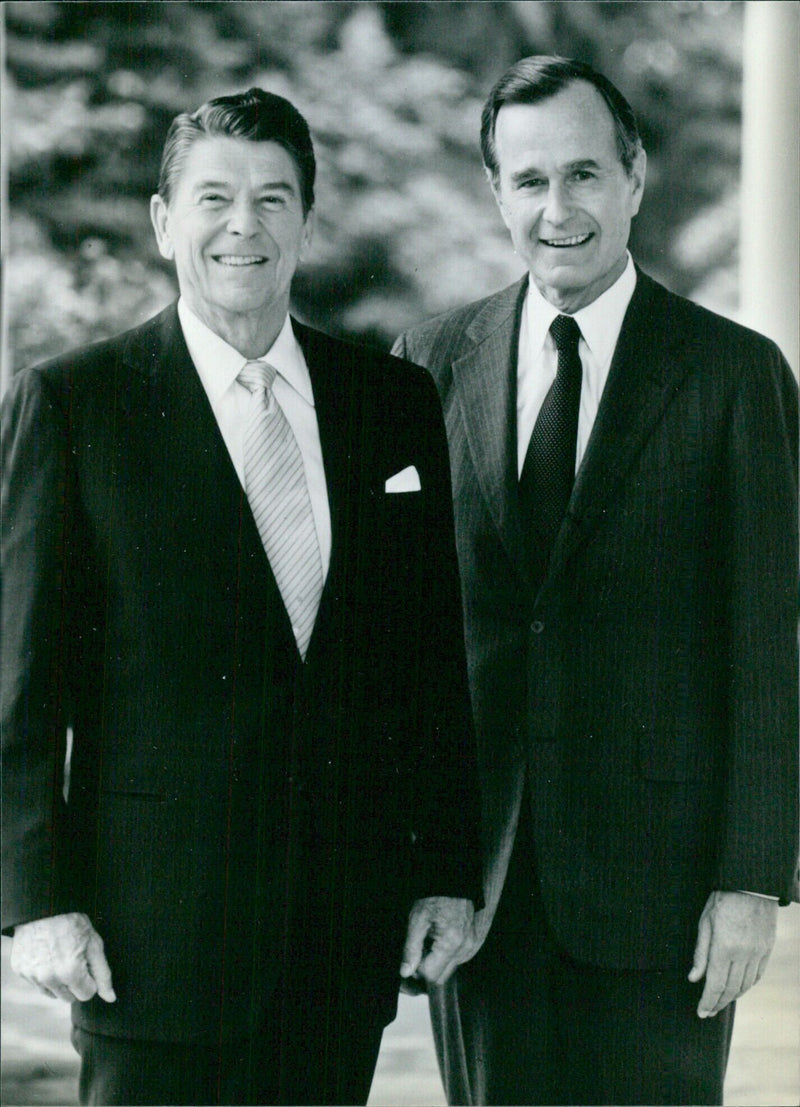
[0,10,10,397]
[739,1,800,376]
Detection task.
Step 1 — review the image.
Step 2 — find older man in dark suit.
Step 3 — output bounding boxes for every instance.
[393,56,798,1106]
[2,88,481,1106]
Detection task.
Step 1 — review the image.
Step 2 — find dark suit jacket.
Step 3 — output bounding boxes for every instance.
[1,304,481,1042]
[394,269,798,971]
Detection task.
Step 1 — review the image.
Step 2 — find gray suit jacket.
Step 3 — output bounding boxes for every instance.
[394,269,798,970]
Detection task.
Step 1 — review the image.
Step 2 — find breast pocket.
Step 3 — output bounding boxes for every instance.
[377,491,427,586]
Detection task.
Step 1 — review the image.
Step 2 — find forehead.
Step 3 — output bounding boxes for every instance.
[494,81,620,170]
[174,134,303,193]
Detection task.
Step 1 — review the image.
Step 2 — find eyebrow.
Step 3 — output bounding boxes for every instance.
[510,158,604,185]
[191,178,299,195]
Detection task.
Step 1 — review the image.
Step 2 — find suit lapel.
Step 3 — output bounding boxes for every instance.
[291,322,352,649]
[451,279,529,574]
[548,272,695,577]
[121,305,250,515]
[120,304,296,641]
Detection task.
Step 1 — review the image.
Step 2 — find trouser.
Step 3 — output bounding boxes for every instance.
[71,986,387,1106]
[430,802,734,1106]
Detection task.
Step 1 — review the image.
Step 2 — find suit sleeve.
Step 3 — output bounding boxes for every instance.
[714,342,799,902]
[401,364,483,908]
[1,368,81,931]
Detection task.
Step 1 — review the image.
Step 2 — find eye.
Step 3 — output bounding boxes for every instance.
[517,177,547,191]
[260,193,288,208]
[199,192,227,205]
[571,169,596,183]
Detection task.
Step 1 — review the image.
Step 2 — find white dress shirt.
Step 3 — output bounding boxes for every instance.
[516,254,637,476]
[178,299,332,580]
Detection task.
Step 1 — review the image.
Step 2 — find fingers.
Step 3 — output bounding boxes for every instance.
[698,951,769,1018]
[754,953,771,989]
[698,958,745,1019]
[739,958,761,998]
[86,933,117,1003]
[417,929,465,985]
[691,892,779,1018]
[20,952,98,1003]
[399,904,429,980]
[17,964,91,1003]
[400,897,476,986]
[64,959,101,1003]
[688,910,711,984]
[10,913,116,1005]
[696,976,723,1019]
[17,974,62,1002]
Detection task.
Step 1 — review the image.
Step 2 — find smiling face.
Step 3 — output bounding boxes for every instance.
[491,80,646,313]
[150,135,313,354]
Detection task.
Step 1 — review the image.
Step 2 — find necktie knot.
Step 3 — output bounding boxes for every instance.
[239,360,278,395]
[549,314,581,357]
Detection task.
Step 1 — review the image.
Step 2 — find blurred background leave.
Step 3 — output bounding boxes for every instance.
[5,0,750,370]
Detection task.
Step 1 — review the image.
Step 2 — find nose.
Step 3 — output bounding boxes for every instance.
[541,180,572,226]
[226,197,260,237]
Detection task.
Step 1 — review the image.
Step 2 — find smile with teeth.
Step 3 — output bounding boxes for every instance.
[540,233,593,248]
[214,255,267,266]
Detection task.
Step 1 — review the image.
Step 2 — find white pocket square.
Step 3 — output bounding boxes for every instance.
[385,465,421,493]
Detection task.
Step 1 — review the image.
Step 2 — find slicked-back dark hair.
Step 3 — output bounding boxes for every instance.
[481,56,643,185]
[158,87,315,215]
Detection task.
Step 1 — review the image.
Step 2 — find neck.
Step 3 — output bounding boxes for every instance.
[187,299,288,360]
[532,256,629,315]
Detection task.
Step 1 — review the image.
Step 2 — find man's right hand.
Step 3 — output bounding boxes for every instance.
[10,912,116,1004]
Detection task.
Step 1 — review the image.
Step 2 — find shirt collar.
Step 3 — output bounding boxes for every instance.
[524,253,637,364]
[177,299,314,406]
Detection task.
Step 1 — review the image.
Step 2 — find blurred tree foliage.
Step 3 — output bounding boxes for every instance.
[5,0,744,369]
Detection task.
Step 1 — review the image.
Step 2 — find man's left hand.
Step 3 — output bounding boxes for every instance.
[399,896,475,993]
[689,890,778,1018]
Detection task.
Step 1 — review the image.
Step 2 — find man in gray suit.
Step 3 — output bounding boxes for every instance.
[393,56,798,1106]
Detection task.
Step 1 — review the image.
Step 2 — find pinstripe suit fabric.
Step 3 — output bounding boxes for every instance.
[394,268,798,1104]
[1,305,482,1072]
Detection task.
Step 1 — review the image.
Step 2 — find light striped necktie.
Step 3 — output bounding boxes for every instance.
[239,360,323,660]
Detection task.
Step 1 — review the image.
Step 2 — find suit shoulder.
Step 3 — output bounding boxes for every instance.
[643,273,787,359]
[399,282,523,350]
[8,306,176,396]
[296,321,441,407]
[403,294,498,342]
[637,272,796,395]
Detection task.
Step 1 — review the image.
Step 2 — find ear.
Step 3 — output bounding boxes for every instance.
[299,206,315,260]
[485,165,499,201]
[150,194,174,260]
[628,149,647,217]
[486,168,512,232]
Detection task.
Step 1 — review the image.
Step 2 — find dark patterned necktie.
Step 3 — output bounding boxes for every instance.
[519,314,583,577]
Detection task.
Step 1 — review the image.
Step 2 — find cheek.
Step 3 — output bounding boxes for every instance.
[504,207,536,243]
[600,201,631,240]
[284,230,310,262]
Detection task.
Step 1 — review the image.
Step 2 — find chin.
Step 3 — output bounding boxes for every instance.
[538,270,587,294]
[222,293,272,313]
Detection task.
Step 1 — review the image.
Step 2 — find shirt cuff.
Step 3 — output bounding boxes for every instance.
[738,890,780,900]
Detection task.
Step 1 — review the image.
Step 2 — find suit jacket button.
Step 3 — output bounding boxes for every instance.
[531,620,545,634]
